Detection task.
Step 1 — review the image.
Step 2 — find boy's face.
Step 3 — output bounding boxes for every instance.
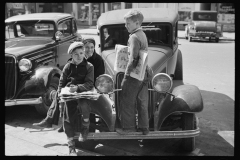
[71,48,85,64]
[103,28,108,38]
[125,18,139,33]
[84,42,95,58]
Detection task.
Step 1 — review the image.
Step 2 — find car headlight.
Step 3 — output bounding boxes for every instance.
[95,74,114,94]
[152,73,172,93]
[18,59,32,72]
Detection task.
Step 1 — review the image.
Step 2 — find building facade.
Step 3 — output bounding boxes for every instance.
[5,3,235,32]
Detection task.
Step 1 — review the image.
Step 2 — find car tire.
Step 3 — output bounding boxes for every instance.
[173,51,183,80]
[209,37,211,42]
[215,38,219,43]
[181,113,196,152]
[188,35,192,42]
[34,76,59,116]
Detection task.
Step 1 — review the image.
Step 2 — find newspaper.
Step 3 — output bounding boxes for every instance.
[114,44,148,81]
[59,87,100,101]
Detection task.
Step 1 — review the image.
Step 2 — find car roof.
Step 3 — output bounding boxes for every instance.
[97,8,178,28]
[5,13,73,23]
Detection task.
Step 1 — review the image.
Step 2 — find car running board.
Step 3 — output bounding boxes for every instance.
[74,128,200,140]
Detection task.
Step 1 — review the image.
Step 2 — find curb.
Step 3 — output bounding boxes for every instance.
[178,37,235,41]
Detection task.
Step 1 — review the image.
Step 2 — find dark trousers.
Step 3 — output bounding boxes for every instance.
[63,99,91,139]
[45,92,60,125]
[119,76,149,129]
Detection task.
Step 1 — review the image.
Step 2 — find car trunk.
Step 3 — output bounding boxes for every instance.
[194,21,217,32]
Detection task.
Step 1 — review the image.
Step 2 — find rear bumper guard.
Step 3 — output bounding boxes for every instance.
[5,97,42,106]
[74,128,200,140]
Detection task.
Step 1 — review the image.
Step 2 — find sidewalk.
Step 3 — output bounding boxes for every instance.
[77,26,235,41]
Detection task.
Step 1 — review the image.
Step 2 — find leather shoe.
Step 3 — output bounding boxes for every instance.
[58,125,64,133]
[116,128,136,135]
[69,147,77,156]
[33,119,52,128]
[137,128,149,135]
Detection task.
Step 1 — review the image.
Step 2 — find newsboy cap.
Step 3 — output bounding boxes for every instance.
[67,42,84,54]
[83,37,96,46]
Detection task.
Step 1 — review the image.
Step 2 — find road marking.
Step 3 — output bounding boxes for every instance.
[217,131,234,147]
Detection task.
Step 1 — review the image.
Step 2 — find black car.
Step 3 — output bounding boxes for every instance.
[5,13,79,115]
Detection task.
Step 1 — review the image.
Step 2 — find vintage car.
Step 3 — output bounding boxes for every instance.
[71,8,204,152]
[184,11,222,42]
[5,13,80,115]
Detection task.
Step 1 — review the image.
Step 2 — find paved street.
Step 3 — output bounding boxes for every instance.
[5,29,235,156]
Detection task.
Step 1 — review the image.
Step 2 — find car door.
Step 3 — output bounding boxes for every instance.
[56,18,76,70]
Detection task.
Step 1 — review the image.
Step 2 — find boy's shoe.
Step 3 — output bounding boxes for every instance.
[116,128,136,135]
[78,127,89,142]
[33,119,52,128]
[137,128,149,135]
[58,125,64,133]
[68,140,77,156]
[69,147,77,156]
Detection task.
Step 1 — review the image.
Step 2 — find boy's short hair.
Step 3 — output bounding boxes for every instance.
[124,10,144,25]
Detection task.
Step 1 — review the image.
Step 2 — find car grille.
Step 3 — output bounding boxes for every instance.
[5,55,17,100]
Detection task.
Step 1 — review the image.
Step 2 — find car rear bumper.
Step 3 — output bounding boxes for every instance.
[74,127,200,139]
[189,31,217,38]
[5,97,42,106]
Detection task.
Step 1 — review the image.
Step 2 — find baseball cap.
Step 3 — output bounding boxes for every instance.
[67,42,84,54]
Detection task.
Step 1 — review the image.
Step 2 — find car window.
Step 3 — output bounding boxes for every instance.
[101,23,171,51]
[5,21,54,39]
[58,20,71,37]
[192,13,217,21]
[72,19,77,34]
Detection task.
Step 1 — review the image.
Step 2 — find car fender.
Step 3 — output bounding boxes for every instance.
[89,94,115,132]
[154,84,203,130]
[16,66,61,98]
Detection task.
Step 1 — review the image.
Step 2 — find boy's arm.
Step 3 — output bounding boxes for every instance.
[125,35,140,75]
[77,65,94,92]
[57,64,69,94]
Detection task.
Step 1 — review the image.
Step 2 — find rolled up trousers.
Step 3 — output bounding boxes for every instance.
[119,76,149,130]
[63,98,91,139]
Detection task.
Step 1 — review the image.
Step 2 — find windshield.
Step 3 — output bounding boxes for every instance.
[5,20,55,39]
[100,23,171,51]
[192,12,217,21]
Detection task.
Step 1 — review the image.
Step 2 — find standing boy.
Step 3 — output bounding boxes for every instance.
[116,10,152,135]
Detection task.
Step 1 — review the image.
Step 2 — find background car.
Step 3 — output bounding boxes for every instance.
[5,13,79,115]
[73,8,204,152]
[184,11,222,42]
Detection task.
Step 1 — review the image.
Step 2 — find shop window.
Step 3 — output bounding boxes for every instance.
[109,2,121,11]
[78,3,89,24]
[125,3,132,9]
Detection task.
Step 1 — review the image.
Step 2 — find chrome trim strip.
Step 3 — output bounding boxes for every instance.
[5,55,17,99]
[28,51,53,60]
[74,128,200,139]
[5,97,42,106]
[35,55,55,63]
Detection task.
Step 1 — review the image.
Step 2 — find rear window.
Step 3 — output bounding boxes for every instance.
[192,13,217,21]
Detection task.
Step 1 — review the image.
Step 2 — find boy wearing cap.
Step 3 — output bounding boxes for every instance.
[59,42,94,155]
[116,10,152,135]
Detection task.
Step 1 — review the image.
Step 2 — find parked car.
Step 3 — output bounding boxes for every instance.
[184,11,222,42]
[5,13,79,115]
[72,8,204,152]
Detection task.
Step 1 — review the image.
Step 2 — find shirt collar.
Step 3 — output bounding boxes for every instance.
[105,35,109,40]
[130,27,142,36]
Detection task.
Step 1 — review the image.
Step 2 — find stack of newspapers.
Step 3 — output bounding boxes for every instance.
[59,87,100,101]
[114,44,148,81]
